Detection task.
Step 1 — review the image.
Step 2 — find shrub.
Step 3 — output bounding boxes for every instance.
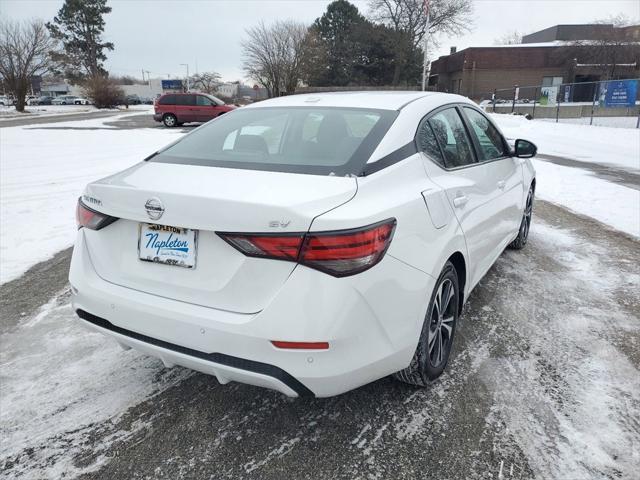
[83,76,124,108]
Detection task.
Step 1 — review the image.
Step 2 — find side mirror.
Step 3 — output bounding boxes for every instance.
[514,139,537,158]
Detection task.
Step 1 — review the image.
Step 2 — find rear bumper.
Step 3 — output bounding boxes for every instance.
[153,113,162,122]
[70,230,434,397]
[76,309,311,396]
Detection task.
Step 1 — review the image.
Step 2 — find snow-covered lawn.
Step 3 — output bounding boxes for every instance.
[0,112,184,284]
[539,116,640,129]
[531,160,639,238]
[1,105,99,119]
[492,113,640,239]
[492,113,640,172]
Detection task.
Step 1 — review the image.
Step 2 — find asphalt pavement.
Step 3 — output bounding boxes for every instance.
[1,200,638,480]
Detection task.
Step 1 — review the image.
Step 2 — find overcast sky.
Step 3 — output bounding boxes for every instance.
[1,0,639,82]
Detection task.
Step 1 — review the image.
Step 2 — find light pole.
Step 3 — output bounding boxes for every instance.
[421,1,431,92]
[180,63,189,92]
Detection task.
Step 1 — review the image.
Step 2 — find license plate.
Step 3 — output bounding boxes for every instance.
[139,223,197,268]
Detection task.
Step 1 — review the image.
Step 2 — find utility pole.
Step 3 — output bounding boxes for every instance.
[144,70,151,87]
[180,63,190,92]
[421,0,431,92]
[142,68,145,83]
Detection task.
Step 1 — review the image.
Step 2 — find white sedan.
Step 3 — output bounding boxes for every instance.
[51,95,78,105]
[70,91,536,397]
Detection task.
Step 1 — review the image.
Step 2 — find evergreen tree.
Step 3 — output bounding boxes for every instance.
[46,0,113,81]
[306,0,398,87]
[312,0,367,86]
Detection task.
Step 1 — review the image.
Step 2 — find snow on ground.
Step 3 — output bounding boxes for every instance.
[0,111,185,284]
[531,159,640,238]
[492,113,640,172]
[0,289,191,478]
[492,113,640,238]
[0,105,102,119]
[539,115,640,129]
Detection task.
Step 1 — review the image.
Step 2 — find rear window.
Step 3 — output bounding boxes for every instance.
[150,107,398,176]
[159,95,176,105]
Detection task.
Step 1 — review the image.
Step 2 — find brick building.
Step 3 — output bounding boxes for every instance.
[429,23,640,100]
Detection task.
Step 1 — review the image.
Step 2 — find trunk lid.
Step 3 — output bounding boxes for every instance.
[82,162,357,313]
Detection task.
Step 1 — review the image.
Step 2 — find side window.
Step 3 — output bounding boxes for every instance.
[196,95,213,106]
[416,119,445,168]
[463,107,507,161]
[159,95,176,105]
[428,108,475,168]
[175,95,195,106]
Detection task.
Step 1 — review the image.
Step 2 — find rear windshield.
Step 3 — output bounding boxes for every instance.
[150,106,398,176]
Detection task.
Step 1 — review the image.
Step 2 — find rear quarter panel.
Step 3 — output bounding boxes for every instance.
[309,155,469,320]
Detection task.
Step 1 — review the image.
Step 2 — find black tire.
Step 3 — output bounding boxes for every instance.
[508,185,534,250]
[394,261,459,386]
[163,113,178,128]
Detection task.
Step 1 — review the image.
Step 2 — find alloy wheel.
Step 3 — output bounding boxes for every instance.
[428,278,456,368]
[521,188,533,240]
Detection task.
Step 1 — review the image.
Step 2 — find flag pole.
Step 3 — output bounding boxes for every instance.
[421,0,431,91]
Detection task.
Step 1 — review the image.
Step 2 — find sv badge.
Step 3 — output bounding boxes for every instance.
[269,220,291,228]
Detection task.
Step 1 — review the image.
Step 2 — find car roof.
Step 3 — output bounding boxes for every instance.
[244,91,457,111]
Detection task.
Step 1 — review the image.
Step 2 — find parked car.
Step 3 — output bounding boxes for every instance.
[74,97,92,105]
[0,95,15,106]
[71,91,536,398]
[26,95,39,106]
[52,95,79,105]
[34,96,54,105]
[125,95,142,105]
[153,92,236,127]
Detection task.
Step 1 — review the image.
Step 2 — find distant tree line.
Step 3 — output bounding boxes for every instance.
[242,0,474,97]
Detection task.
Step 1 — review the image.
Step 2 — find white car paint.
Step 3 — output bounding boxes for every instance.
[70,91,536,397]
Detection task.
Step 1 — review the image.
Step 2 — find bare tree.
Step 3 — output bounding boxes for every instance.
[191,71,222,94]
[242,20,309,97]
[0,19,57,112]
[369,0,473,84]
[494,30,522,45]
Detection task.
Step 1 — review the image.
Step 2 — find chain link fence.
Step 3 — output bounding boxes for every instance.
[480,79,640,128]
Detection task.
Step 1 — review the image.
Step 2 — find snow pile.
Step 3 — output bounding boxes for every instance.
[0,112,185,284]
[492,113,640,171]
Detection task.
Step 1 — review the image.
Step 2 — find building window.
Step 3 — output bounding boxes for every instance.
[542,76,563,86]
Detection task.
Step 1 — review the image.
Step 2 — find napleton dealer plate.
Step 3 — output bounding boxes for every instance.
[138,223,197,268]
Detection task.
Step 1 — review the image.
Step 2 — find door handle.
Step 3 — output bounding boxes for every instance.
[497,180,506,190]
[453,194,469,208]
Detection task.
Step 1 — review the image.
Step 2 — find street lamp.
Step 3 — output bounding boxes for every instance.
[180,63,189,92]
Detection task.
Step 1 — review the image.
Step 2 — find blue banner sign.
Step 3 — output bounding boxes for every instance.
[161,79,183,91]
[599,80,638,107]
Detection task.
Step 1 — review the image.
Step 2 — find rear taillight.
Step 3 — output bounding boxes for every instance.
[218,218,396,277]
[76,198,118,230]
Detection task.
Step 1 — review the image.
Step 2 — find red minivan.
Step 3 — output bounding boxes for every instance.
[153,93,236,127]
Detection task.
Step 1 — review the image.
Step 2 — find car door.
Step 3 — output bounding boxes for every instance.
[195,94,217,122]
[174,94,196,123]
[460,106,524,245]
[417,106,506,289]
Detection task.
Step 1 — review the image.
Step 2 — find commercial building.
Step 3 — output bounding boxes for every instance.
[428,23,640,100]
